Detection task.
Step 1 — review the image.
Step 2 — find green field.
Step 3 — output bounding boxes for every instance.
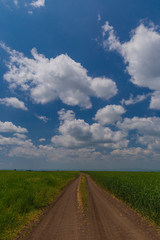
[0,170,78,240]
[86,171,160,226]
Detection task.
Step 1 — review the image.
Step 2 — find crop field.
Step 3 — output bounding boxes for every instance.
[86,171,160,226]
[0,170,78,240]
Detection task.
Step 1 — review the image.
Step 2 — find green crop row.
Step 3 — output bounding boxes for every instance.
[86,171,160,225]
[0,170,78,240]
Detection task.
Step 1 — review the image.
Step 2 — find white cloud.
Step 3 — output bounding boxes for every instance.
[13,0,18,6]
[94,105,125,125]
[0,116,158,167]
[0,132,41,158]
[109,146,160,168]
[35,114,49,123]
[111,147,150,156]
[102,21,160,109]
[31,0,45,8]
[149,91,160,110]
[117,117,160,155]
[0,97,28,110]
[0,121,27,133]
[2,136,105,163]
[28,10,33,14]
[39,138,46,142]
[0,135,30,146]
[51,109,127,149]
[117,117,160,137]
[121,94,150,106]
[1,44,117,109]
[9,145,39,158]
[91,77,117,100]
[13,133,27,139]
[98,13,101,22]
[58,108,75,121]
[102,21,121,52]
[103,139,129,149]
[38,146,107,164]
[137,135,160,153]
[0,132,42,159]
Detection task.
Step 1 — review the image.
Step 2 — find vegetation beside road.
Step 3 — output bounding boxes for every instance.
[78,174,88,211]
[86,171,160,225]
[0,170,78,240]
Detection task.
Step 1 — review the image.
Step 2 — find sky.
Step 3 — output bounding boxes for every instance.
[0,0,160,170]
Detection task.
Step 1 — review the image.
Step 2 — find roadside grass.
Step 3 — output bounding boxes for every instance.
[0,170,79,240]
[86,171,160,226]
[78,174,88,211]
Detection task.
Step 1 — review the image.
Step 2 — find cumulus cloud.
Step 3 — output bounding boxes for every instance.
[102,21,160,90]
[9,145,39,158]
[117,116,160,137]
[35,114,49,123]
[1,134,105,163]
[0,135,30,146]
[0,115,158,166]
[102,21,122,52]
[109,146,160,168]
[51,109,127,149]
[102,21,160,111]
[39,138,46,142]
[0,121,27,133]
[0,130,40,158]
[149,91,160,110]
[103,139,129,150]
[38,146,107,164]
[58,108,75,121]
[0,97,28,110]
[121,94,150,106]
[91,77,117,100]
[136,135,160,153]
[94,105,125,125]
[0,125,41,159]
[116,116,160,156]
[13,133,27,139]
[1,43,117,109]
[31,0,45,8]
[111,147,150,156]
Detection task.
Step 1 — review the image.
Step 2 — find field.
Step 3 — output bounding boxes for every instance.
[86,171,160,226]
[0,170,78,240]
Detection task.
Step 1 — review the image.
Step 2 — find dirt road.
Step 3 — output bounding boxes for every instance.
[23,175,160,240]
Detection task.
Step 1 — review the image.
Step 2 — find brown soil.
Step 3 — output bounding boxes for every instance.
[21,174,160,240]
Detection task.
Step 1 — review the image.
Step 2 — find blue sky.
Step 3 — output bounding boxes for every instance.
[0,0,160,170]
